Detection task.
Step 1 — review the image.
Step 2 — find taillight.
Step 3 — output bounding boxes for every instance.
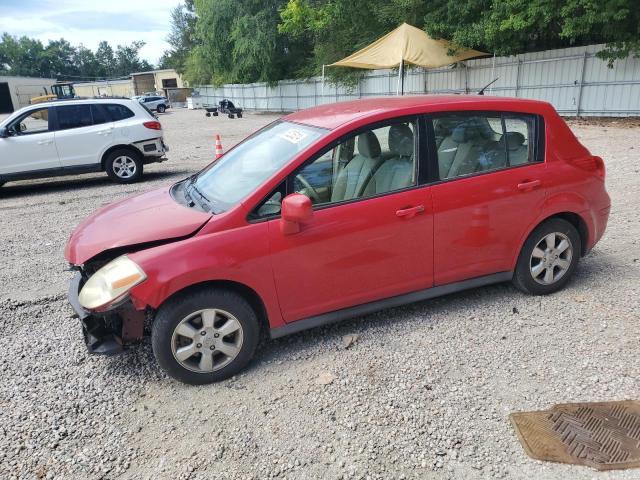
[572,156,605,181]
[143,121,162,130]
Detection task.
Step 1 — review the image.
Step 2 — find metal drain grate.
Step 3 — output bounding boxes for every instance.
[511,401,640,471]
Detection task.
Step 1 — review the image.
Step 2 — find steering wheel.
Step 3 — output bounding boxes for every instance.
[295,174,322,203]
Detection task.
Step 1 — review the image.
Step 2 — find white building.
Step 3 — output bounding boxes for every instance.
[0,76,57,113]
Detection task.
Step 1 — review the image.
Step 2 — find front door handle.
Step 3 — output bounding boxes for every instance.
[97,128,113,135]
[37,139,53,145]
[517,179,541,191]
[396,205,425,219]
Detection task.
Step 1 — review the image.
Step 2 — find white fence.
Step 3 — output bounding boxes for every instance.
[193,44,640,117]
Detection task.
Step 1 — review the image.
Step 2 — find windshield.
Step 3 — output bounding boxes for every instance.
[193,121,326,212]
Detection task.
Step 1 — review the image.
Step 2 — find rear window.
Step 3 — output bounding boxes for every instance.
[139,103,157,119]
[57,104,92,130]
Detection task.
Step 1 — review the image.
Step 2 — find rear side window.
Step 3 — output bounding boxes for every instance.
[57,105,92,130]
[102,104,135,122]
[432,112,541,180]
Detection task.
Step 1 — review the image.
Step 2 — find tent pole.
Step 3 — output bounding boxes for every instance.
[490,53,496,94]
[401,59,405,96]
[321,64,325,100]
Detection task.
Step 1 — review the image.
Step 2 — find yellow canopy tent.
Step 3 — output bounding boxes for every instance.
[328,23,488,95]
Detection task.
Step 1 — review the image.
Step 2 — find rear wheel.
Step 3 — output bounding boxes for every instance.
[157,104,166,113]
[152,289,260,384]
[105,149,144,183]
[513,218,581,295]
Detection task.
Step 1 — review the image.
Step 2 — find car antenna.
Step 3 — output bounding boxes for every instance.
[478,78,499,95]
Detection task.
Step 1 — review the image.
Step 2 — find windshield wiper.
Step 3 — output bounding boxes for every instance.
[186,181,214,213]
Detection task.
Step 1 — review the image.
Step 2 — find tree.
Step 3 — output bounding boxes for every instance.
[183,0,310,85]
[0,33,154,79]
[159,0,197,73]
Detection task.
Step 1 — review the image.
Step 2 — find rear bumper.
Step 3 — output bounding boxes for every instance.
[134,137,169,160]
[68,273,145,355]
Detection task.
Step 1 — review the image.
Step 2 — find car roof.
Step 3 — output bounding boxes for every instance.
[29,98,137,108]
[284,95,552,130]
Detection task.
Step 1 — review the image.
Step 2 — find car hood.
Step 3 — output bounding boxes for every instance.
[65,185,212,265]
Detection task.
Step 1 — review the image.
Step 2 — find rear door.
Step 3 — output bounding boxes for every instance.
[429,112,546,285]
[54,104,114,167]
[0,106,60,174]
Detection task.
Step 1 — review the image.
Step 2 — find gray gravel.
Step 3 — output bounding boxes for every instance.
[0,109,638,479]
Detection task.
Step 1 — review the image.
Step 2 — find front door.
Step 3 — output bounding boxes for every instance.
[263,118,434,322]
[429,112,547,285]
[0,107,60,174]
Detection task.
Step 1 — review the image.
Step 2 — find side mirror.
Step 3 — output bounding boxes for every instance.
[280,193,313,235]
[0,127,7,138]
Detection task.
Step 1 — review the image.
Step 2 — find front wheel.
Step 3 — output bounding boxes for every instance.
[157,105,166,113]
[513,218,581,295]
[105,149,144,183]
[151,289,260,384]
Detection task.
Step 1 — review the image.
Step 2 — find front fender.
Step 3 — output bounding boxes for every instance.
[127,222,285,329]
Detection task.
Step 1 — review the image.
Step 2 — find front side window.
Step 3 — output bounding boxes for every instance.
[294,119,417,206]
[434,113,538,180]
[9,108,50,135]
[251,119,418,219]
[57,105,92,130]
[193,121,326,213]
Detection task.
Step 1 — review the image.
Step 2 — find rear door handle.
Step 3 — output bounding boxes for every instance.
[97,128,113,135]
[517,179,541,191]
[37,139,53,145]
[396,205,425,219]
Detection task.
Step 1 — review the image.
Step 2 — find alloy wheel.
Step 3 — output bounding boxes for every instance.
[530,232,573,285]
[112,156,137,179]
[171,309,244,373]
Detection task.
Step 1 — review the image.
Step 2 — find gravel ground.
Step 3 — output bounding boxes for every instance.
[0,108,638,480]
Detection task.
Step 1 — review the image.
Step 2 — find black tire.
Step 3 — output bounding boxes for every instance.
[151,288,260,385]
[228,113,235,119]
[237,112,243,118]
[212,111,219,116]
[104,149,144,184]
[513,218,581,295]
[205,112,211,117]
[157,104,166,113]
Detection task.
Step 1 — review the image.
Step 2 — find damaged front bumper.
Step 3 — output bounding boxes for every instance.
[68,273,146,355]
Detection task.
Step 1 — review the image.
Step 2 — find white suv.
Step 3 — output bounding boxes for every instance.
[138,95,170,113]
[0,98,168,186]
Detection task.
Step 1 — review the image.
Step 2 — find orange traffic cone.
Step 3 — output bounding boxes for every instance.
[215,134,224,159]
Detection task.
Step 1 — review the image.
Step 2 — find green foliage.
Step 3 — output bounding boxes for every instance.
[159,0,197,72]
[0,34,153,80]
[182,0,311,86]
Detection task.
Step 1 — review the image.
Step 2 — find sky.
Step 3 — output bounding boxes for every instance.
[0,0,182,65]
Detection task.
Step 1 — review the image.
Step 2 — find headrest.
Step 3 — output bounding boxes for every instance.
[451,123,480,143]
[501,131,526,151]
[357,131,381,158]
[388,124,414,156]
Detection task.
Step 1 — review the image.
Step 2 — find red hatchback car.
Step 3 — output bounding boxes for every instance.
[65,96,610,384]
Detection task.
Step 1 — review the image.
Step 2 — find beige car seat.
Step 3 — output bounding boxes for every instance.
[331,131,383,202]
[363,124,414,195]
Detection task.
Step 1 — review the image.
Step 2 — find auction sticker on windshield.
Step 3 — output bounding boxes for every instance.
[278,128,308,144]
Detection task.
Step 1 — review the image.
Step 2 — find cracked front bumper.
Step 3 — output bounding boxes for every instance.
[68,273,145,355]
